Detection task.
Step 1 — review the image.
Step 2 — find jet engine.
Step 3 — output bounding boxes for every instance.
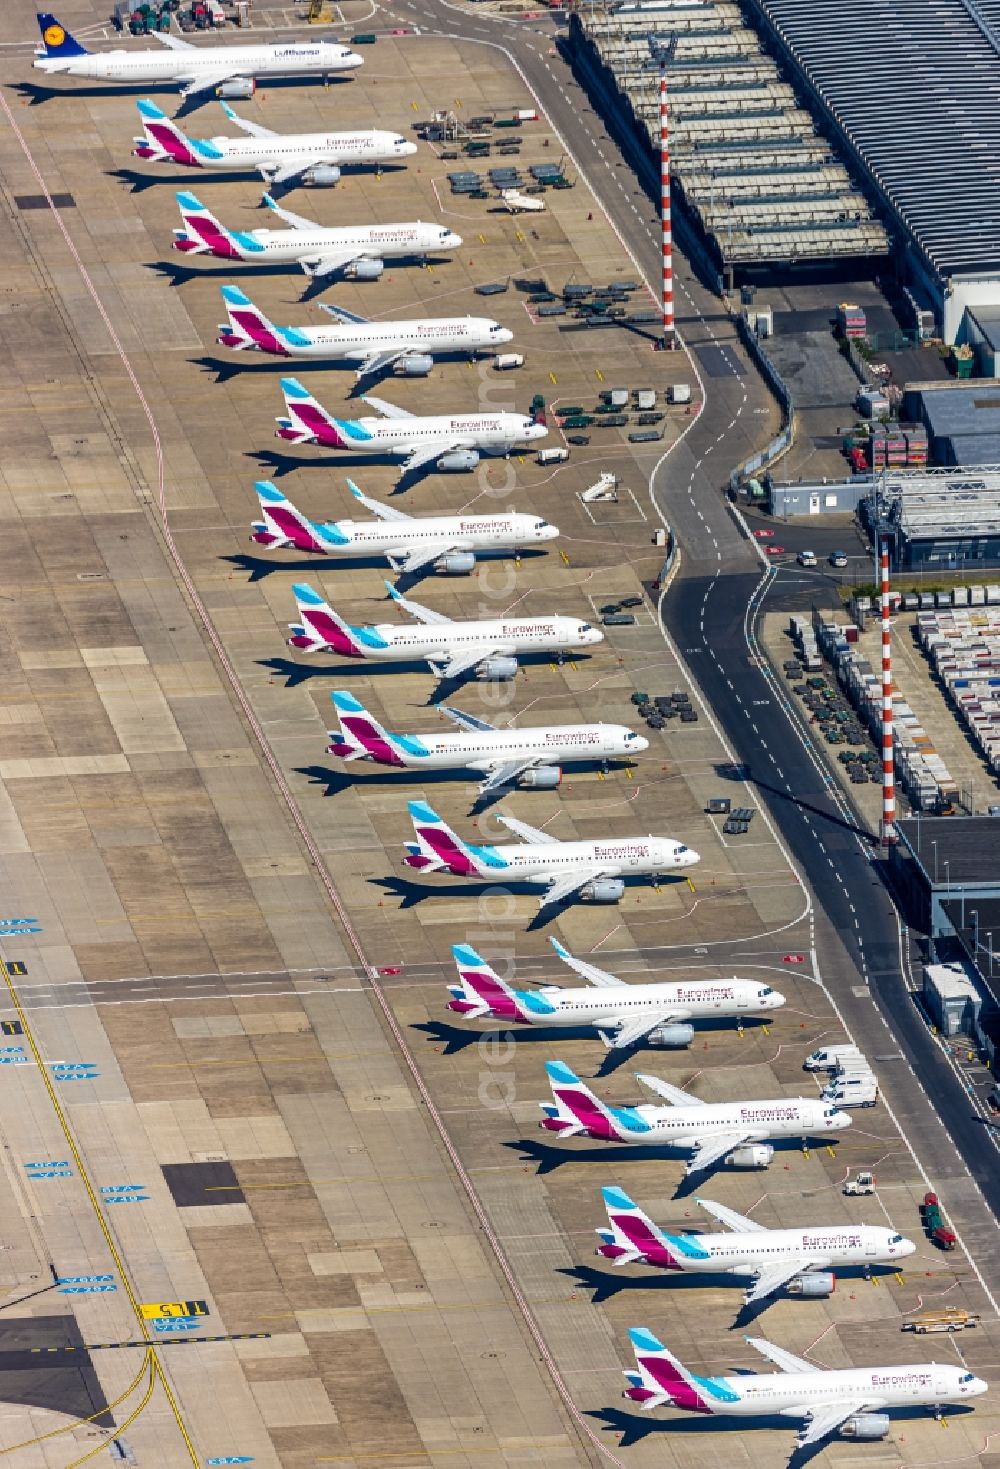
[840,1414,890,1441]
[724,1143,774,1169]
[787,1271,835,1298]
[398,353,434,377]
[476,656,518,681]
[581,879,626,904]
[517,767,561,790]
[647,1023,696,1048]
[346,258,384,280]
[217,78,255,99]
[305,164,342,187]
[435,552,476,575]
[437,449,481,472]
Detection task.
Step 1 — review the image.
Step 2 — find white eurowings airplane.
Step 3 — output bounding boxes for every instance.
[447,939,784,1048]
[597,1188,916,1303]
[540,1062,850,1171]
[173,193,461,282]
[219,286,513,379]
[252,480,557,577]
[329,695,647,793]
[623,1328,986,1452]
[405,804,699,909]
[34,13,362,97]
[135,100,416,187]
[288,583,603,686]
[276,377,547,473]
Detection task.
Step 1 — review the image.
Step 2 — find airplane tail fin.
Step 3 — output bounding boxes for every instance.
[287,583,364,657]
[327,690,405,765]
[540,1060,621,1139]
[251,481,331,553]
[173,191,242,258]
[404,801,480,875]
[276,377,348,446]
[625,1328,718,1413]
[134,100,200,167]
[448,945,522,1018]
[218,285,288,354]
[36,13,88,57]
[598,1187,674,1266]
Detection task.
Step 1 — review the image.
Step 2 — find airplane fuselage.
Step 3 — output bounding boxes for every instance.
[278,409,544,453]
[150,130,414,172]
[545,1097,846,1146]
[177,221,451,264]
[292,613,600,663]
[227,316,510,360]
[257,511,553,557]
[36,42,361,84]
[629,1362,983,1419]
[609,1223,913,1275]
[343,722,643,772]
[422,835,698,883]
[454,977,781,1027]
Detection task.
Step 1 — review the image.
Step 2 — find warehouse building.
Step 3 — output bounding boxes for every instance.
[877,466,1000,570]
[567,0,889,283]
[742,0,1000,342]
[902,382,1000,468]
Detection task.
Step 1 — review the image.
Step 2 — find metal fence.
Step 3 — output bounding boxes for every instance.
[728,315,795,492]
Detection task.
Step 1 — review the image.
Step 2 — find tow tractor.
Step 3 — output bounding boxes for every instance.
[843,1171,875,1196]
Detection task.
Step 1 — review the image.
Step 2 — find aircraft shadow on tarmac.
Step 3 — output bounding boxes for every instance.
[709,759,873,846]
[225,550,394,584]
[109,166,252,195]
[195,351,500,392]
[414,1017,611,1056]
[508,1134,837,1188]
[370,873,546,912]
[148,258,302,292]
[16,78,344,117]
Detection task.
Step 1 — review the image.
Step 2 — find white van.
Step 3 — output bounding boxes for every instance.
[804,1044,860,1071]
[493,353,525,371]
[537,447,569,465]
[828,1081,878,1109]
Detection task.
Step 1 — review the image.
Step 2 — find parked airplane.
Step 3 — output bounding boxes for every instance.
[539,1062,850,1171]
[329,695,646,793]
[34,13,362,97]
[289,583,601,686]
[219,286,513,378]
[623,1328,986,1450]
[276,377,547,473]
[405,804,699,909]
[173,193,461,281]
[134,100,416,186]
[252,480,556,576]
[447,939,784,1048]
[597,1188,916,1302]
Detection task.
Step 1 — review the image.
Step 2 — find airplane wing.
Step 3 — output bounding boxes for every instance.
[494,813,559,845]
[438,706,495,735]
[347,480,412,523]
[151,31,195,48]
[398,442,454,474]
[550,937,624,988]
[684,1133,752,1176]
[391,542,457,576]
[635,1072,705,1106]
[178,72,251,99]
[427,645,498,682]
[537,868,608,911]
[745,1338,817,1375]
[353,349,407,381]
[300,252,365,280]
[261,194,320,231]
[385,583,452,626]
[263,158,326,187]
[695,1198,766,1233]
[477,758,544,794]
[220,102,278,139]
[361,395,416,421]
[744,1258,829,1305]
[601,1010,687,1051]
[791,1401,872,1448]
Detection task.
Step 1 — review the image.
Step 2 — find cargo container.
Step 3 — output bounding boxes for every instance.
[668,383,691,404]
[837,302,867,338]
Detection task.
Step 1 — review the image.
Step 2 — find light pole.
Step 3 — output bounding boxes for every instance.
[931,839,938,884]
[646,34,678,351]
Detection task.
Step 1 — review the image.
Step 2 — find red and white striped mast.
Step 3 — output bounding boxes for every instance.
[647,34,678,350]
[879,530,897,845]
